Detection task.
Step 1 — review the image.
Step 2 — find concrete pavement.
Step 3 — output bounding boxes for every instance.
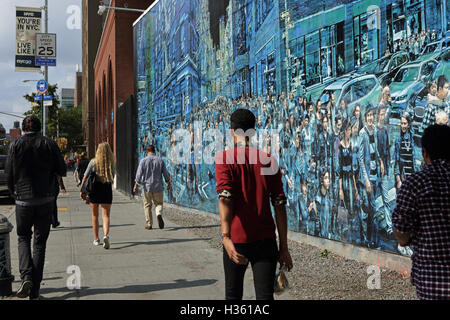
[3,174,292,300]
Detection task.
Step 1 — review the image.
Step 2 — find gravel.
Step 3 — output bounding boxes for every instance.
[163,205,418,300]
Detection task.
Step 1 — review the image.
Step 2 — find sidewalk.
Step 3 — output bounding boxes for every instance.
[4,174,292,300]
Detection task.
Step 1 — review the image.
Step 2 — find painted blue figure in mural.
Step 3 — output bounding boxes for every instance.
[376,100,393,238]
[337,120,355,242]
[394,113,417,193]
[358,104,383,249]
[312,168,332,239]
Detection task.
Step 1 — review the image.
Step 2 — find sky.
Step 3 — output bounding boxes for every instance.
[0,0,81,132]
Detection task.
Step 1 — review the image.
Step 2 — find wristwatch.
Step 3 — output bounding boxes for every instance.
[221,233,231,240]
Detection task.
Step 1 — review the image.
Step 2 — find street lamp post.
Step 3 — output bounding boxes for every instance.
[42,0,49,137]
[97,2,146,15]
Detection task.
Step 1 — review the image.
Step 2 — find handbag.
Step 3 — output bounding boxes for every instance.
[81,171,98,194]
[274,265,290,295]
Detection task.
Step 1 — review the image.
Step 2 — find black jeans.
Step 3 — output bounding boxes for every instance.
[223,238,279,300]
[16,202,53,298]
[52,197,59,226]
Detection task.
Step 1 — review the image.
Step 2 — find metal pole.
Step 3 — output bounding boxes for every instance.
[43,0,48,137]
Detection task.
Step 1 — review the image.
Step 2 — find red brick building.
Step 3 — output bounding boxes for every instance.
[9,121,21,141]
[93,0,153,155]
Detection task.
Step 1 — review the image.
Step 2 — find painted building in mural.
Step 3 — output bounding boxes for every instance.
[134,0,449,256]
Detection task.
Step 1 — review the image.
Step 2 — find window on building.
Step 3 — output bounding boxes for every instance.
[354,10,380,67]
[305,31,320,86]
[256,0,274,32]
[288,22,345,88]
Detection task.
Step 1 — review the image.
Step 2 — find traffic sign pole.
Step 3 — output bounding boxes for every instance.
[43,0,48,137]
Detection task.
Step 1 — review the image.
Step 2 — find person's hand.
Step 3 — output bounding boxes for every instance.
[339,189,344,201]
[278,247,293,271]
[380,161,385,179]
[397,180,402,190]
[80,192,86,201]
[61,188,67,194]
[222,237,248,265]
[133,185,138,194]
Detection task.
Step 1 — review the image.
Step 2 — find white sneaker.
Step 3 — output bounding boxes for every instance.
[93,239,100,246]
[103,236,110,249]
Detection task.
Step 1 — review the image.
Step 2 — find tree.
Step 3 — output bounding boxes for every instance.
[58,104,83,152]
[23,85,83,153]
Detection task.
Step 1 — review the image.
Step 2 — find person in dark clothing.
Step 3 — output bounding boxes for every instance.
[6,115,66,300]
[77,152,90,187]
[52,176,66,228]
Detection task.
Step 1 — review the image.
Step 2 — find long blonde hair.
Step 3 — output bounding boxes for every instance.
[94,142,116,183]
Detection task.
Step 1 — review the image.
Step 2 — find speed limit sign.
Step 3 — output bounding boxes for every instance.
[35,33,56,67]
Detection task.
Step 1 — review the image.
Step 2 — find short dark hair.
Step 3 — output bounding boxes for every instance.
[230,108,256,133]
[421,124,450,161]
[146,145,156,153]
[437,75,448,90]
[22,115,41,133]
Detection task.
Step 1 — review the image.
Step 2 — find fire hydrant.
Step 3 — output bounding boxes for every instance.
[0,214,14,297]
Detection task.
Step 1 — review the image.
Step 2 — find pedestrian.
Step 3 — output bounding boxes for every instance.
[80,142,115,249]
[392,124,450,300]
[52,175,67,228]
[77,152,90,187]
[6,115,66,299]
[215,108,293,300]
[133,145,171,230]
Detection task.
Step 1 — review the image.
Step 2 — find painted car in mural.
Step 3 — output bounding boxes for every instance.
[358,51,410,86]
[134,0,449,257]
[390,59,439,117]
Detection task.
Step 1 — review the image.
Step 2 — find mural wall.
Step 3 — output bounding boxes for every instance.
[134,0,449,256]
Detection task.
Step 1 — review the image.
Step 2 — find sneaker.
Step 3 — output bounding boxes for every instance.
[52,221,60,228]
[157,215,164,229]
[103,236,110,249]
[145,225,152,230]
[16,280,33,298]
[93,239,101,246]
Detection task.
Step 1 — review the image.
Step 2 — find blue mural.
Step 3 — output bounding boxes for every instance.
[134,0,449,256]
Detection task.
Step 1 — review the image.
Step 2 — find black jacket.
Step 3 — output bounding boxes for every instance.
[6,132,66,201]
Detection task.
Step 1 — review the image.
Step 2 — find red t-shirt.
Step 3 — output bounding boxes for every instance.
[215,146,286,244]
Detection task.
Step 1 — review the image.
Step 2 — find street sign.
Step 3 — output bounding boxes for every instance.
[34,95,42,101]
[36,79,47,94]
[43,100,52,107]
[43,95,53,101]
[35,33,56,67]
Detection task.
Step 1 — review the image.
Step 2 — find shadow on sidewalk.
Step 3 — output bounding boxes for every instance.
[50,224,136,231]
[110,237,210,250]
[41,278,218,300]
[166,225,220,232]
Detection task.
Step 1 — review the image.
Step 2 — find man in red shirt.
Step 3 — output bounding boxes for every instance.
[215,108,293,300]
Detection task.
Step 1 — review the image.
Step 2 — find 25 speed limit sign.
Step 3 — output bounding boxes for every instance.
[35,33,56,66]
